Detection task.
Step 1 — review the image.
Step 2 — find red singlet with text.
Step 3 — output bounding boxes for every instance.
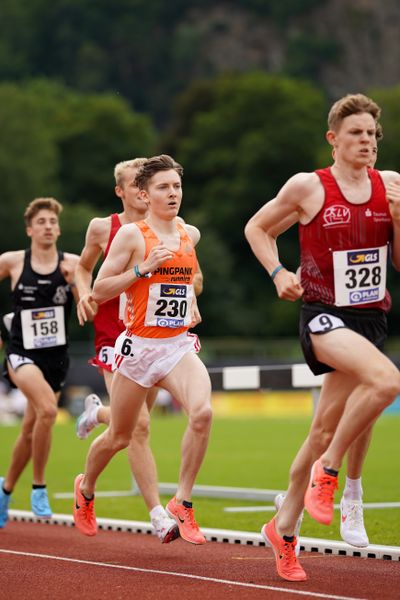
[299,167,392,311]
[93,213,125,352]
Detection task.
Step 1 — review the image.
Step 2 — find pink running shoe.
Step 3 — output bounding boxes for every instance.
[261,517,307,582]
[166,497,205,545]
[73,474,97,536]
[304,459,338,525]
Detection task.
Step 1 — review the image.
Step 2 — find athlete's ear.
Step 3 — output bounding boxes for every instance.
[138,188,149,203]
[115,185,123,200]
[326,129,336,147]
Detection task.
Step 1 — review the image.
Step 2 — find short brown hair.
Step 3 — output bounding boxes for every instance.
[135,154,183,190]
[114,157,147,187]
[328,93,381,132]
[24,197,63,226]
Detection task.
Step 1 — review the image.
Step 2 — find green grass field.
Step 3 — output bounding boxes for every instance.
[1,414,399,546]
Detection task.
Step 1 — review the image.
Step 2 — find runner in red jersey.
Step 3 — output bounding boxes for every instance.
[270,145,384,551]
[300,166,391,311]
[245,93,400,581]
[73,155,211,545]
[292,144,383,551]
[91,212,126,367]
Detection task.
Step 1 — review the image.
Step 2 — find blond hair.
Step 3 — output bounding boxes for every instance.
[328,93,381,132]
[24,197,63,226]
[114,158,147,187]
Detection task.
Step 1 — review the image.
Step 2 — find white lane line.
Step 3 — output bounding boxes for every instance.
[0,548,368,600]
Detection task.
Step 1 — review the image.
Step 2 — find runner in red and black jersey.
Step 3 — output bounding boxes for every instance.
[245,93,400,581]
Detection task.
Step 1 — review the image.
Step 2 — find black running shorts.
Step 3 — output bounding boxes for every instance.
[4,348,70,393]
[299,302,387,375]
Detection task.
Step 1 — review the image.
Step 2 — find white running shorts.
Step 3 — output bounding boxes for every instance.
[113,330,201,388]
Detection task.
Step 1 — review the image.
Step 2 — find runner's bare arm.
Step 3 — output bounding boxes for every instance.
[0,251,24,286]
[75,218,110,325]
[245,174,313,301]
[190,293,202,328]
[92,224,140,303]
[0,252,14,282]
[193,262,203,297]
[92,224,174,304]
[184,224,203,296]
[184,224,201,247]
[60,253,81,304]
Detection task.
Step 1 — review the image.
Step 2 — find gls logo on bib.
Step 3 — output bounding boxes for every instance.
[347,250,379,265]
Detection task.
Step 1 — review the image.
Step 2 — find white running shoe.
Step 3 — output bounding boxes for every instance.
[340,498,369,547]
[274,493,303,556]
[76,394,103,440]
[151,513,180,544]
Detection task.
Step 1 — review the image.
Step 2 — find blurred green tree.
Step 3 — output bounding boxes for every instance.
[0,79,156,327]
[0,79,156,251]
[0,82,59,252]
[24,79,156,209]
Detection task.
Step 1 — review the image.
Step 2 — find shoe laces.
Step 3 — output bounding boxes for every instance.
[345,502,364,529]
[81,496,94,521]
[316,474,338,502]
[181,505,200,531]
[280,539,298,568]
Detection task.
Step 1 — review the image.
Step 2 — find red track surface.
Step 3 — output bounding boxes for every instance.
[0,521,399,600]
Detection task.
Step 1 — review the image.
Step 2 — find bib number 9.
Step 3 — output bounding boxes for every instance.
[308,313,345,334]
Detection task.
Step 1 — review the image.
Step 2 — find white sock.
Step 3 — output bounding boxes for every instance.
[149,504,167,520]
[343,477,363,501]
[92,405,101,425]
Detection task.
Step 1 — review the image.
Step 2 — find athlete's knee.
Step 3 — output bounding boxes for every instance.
[189,404,212,434]
[36,403,58,424]
[132,415,151,445]
[370,367,400,408]
[106,430,131,452]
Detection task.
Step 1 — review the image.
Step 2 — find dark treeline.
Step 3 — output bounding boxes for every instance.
[1,1,400,342]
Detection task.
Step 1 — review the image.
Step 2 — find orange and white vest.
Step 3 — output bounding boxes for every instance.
[125,220,198,338]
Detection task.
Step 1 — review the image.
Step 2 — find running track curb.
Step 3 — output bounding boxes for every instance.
[8,509,400,561]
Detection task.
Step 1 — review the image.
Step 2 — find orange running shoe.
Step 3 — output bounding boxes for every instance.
[261,518,307,582]
[73,474,97,536]
[304,459,338,525]
[166,497,206,545]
